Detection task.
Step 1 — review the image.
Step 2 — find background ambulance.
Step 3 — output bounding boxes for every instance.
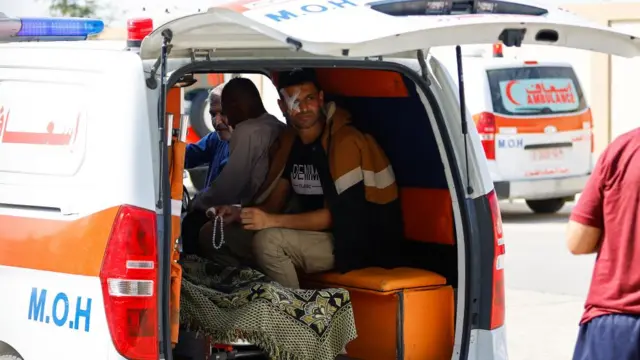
[437,44,593,214]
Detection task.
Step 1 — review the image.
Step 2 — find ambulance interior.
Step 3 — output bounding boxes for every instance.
[172,66,465,360]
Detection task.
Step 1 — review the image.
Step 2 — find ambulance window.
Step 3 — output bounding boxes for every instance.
[0,81,87,175]
[486,66,586,116]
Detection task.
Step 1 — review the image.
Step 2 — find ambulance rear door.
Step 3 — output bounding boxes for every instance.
[486,62,592,180]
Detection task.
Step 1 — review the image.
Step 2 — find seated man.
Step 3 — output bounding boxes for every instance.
[184,84,231,192]
[211,68,403,288]
[183,77,285,253]
[182,84,230,254]
[192,77,285,210]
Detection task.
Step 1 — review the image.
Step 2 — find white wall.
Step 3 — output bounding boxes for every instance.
[610,20,640,141]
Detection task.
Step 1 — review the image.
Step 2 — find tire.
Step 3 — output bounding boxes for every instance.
[525,198,566,214]
[188,90,214,139]
[0,355,23,360]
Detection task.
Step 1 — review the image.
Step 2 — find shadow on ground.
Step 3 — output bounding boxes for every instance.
[500,201,573,225]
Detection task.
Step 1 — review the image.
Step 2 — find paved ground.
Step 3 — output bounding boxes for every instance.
[501,200,595,360]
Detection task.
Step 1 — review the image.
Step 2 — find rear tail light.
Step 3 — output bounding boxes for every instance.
[476,112,497,160]
[487,190,505,329]
[100,205,159,360]
[492,42,503,58]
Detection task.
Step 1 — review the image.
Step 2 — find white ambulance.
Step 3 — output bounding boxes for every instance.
[0,1,638,360]
[437,44,594,213]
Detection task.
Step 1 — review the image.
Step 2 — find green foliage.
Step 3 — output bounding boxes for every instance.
[47,0,98,18]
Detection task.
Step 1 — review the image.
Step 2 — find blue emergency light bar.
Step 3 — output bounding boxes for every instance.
[369,0,548,17]
[0,16,104,42]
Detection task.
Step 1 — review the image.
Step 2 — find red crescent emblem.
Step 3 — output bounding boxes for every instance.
[505,80,520,105]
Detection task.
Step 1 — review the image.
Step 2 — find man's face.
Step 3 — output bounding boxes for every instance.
[279,82,324,130]
[209,98,232,141]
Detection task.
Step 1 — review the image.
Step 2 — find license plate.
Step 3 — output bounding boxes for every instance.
[530,148,564,161]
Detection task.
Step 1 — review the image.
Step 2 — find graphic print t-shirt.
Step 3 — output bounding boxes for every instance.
[281,137,325,213]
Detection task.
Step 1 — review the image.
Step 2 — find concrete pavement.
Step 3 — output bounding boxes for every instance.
[506,289,584,360]
[500,200,594,360]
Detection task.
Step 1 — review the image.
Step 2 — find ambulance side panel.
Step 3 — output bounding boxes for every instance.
[0,46,156,360]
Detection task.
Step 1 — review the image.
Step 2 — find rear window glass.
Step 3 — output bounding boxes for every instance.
[486,66,586,116]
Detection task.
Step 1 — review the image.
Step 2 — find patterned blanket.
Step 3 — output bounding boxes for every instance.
[179,255,358,360]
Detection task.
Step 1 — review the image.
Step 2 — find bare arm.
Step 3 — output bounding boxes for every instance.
[248,179,332,231]
[566,221,602,255]
[566,152,607,255]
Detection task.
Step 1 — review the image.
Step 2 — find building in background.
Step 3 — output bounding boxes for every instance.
[560,2,640,157]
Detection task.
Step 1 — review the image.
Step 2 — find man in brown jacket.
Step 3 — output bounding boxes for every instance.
[207,69,402,289]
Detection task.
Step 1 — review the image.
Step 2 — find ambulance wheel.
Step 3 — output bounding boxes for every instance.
[525,198,566,214]
[189,90,214,139]
[0,355,23,360]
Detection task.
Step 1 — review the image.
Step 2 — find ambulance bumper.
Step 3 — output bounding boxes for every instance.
[494,174,591,201]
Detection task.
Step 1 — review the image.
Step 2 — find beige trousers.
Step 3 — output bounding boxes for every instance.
[198,223,334,289]
[252,228,335,289]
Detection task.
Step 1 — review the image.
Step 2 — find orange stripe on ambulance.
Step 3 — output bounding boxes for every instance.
[28,287,93,332]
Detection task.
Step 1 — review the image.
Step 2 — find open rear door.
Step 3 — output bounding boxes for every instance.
[140,0,640,60]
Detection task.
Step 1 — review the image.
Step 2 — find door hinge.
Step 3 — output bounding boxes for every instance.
[190,48,215,62]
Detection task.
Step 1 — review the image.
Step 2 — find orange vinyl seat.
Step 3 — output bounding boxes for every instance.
[301,267,454,360]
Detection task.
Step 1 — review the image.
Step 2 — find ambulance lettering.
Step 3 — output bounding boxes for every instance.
[28,287,92,332]
[499,78,579,114]
[0,105,81,146]
[522,83,575,105]
[264,0,360,22]
[497,137,524,149]
[525,168,569,177]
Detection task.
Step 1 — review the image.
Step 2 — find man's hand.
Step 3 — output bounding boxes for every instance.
[240,207,275,230]
[206,205,241,225]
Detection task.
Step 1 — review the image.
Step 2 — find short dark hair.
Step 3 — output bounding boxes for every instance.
[221,77,262,104]
[277,68,320,90]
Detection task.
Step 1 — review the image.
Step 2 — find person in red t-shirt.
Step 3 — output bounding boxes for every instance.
[568,128,640,360]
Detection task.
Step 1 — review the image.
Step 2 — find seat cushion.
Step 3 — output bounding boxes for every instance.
[303,267,446,292]
[301,267,454,360]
